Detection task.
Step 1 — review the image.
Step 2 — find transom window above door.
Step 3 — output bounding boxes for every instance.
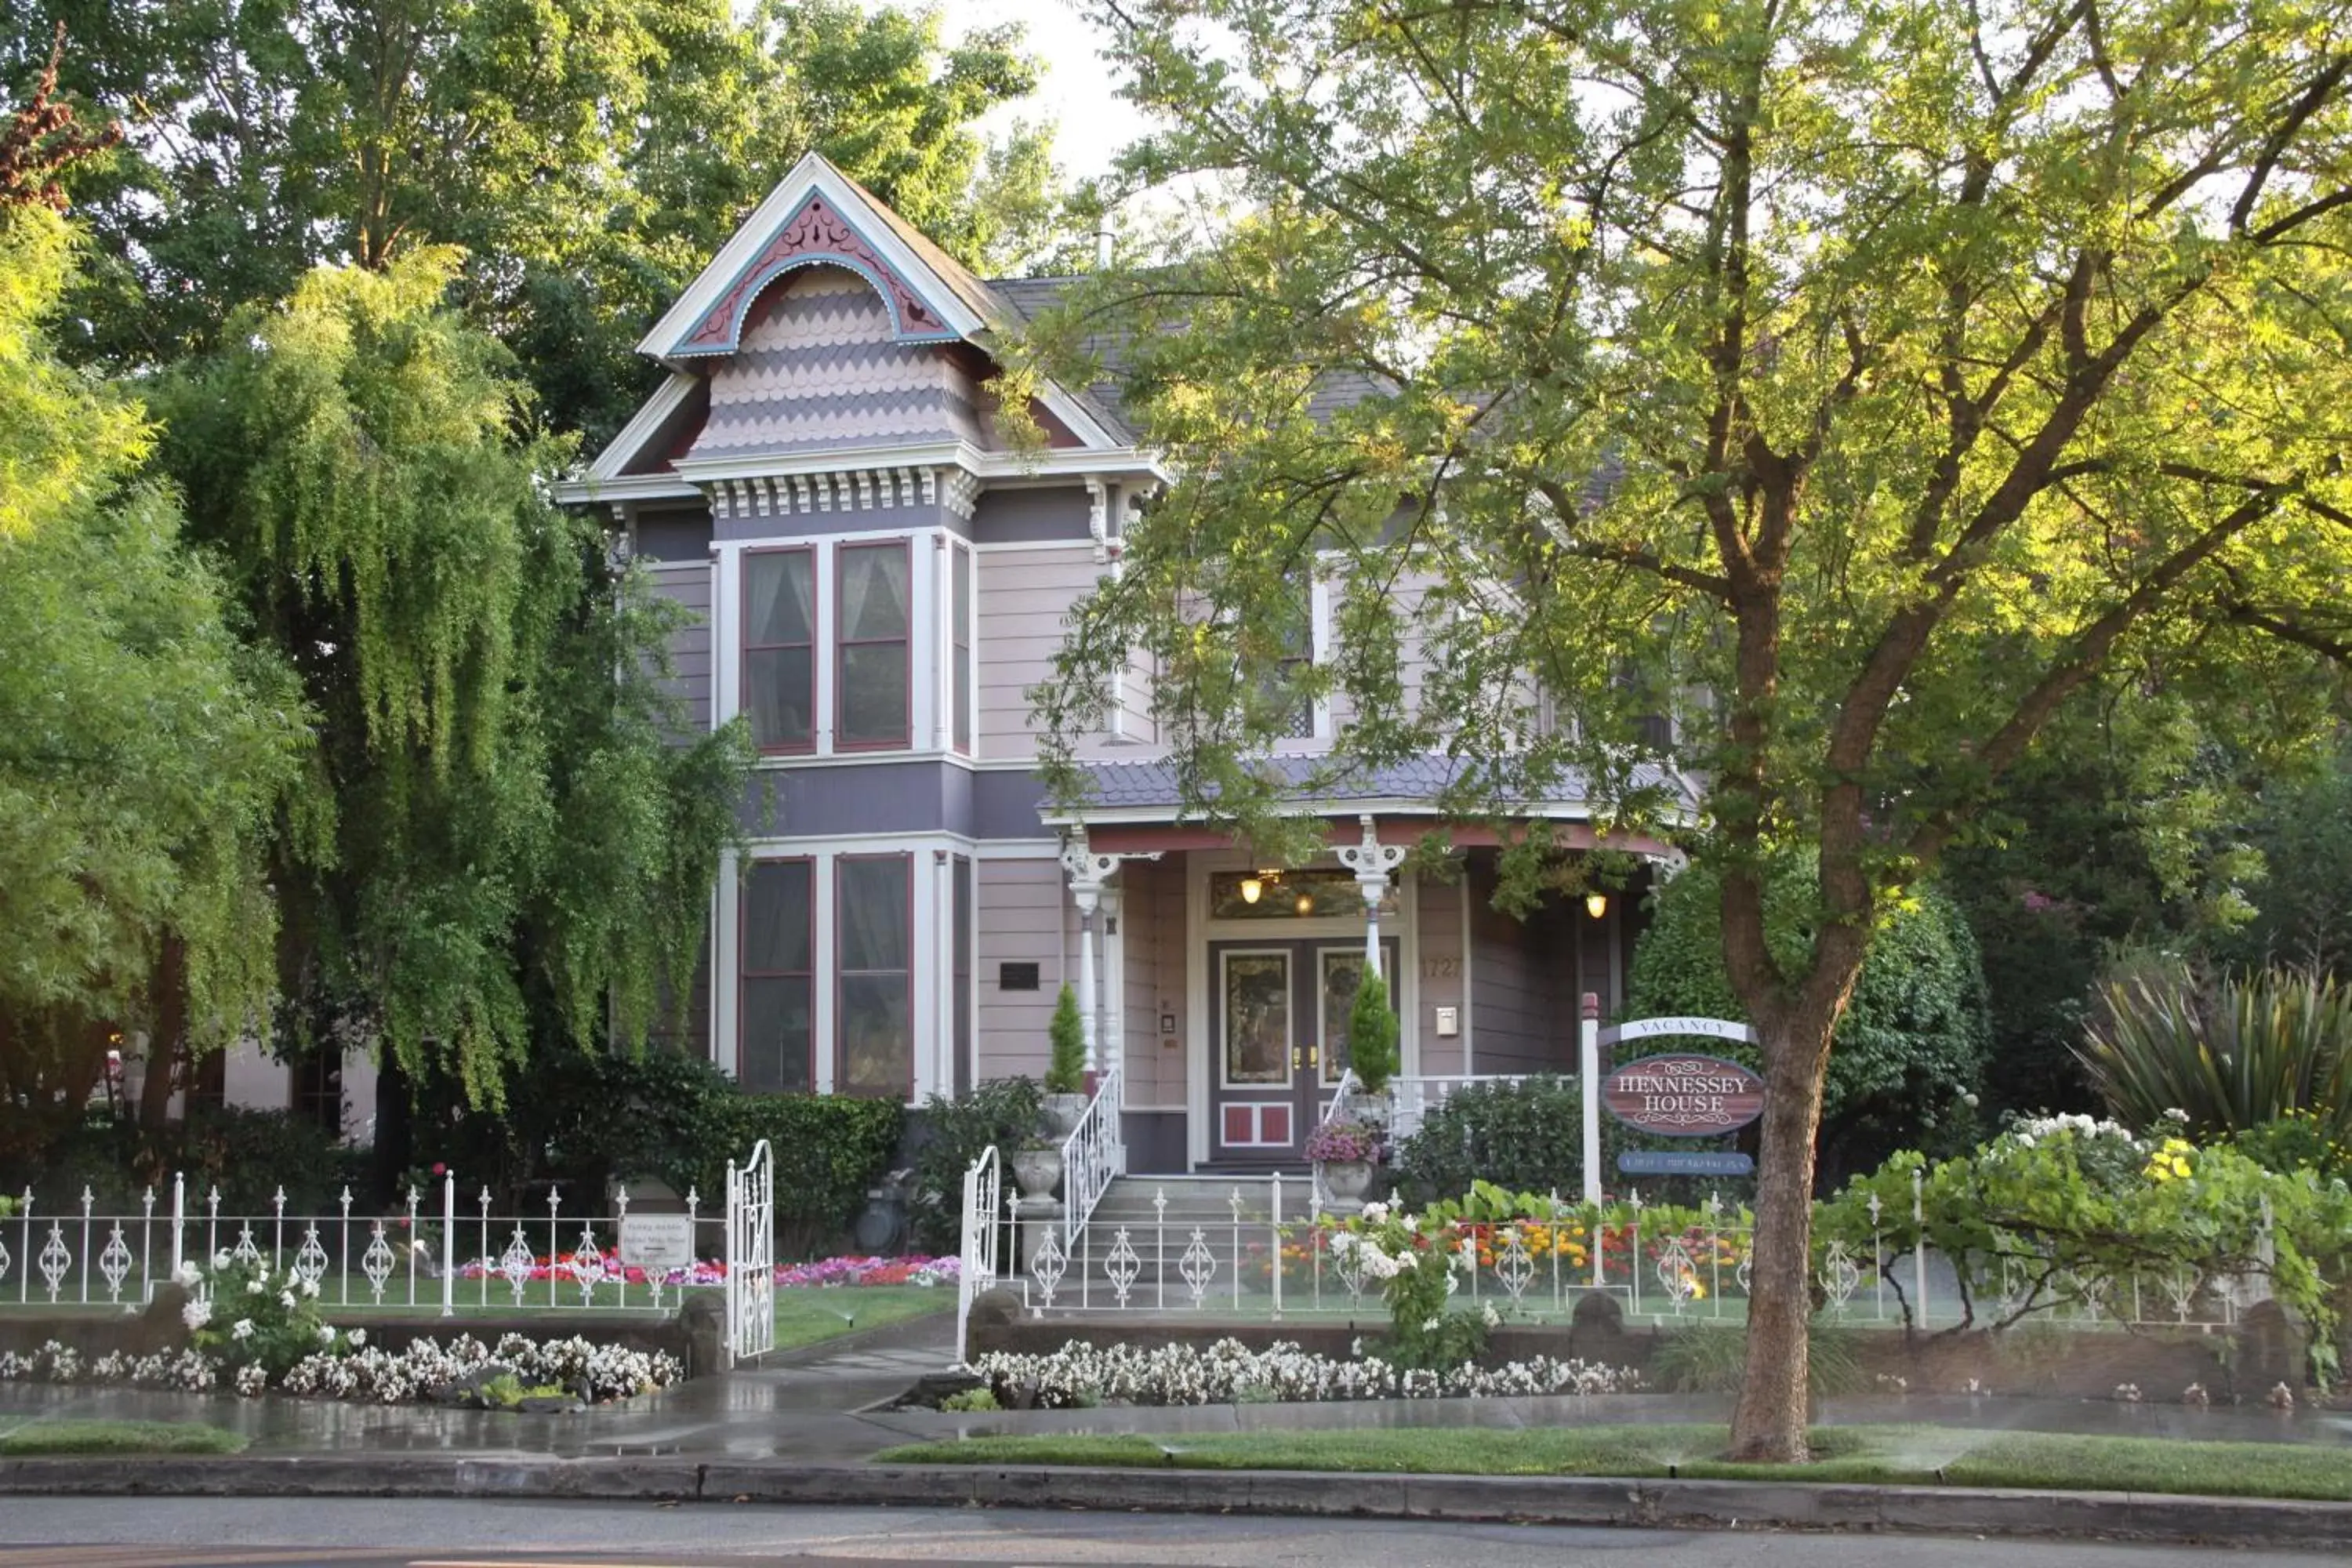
[1209,867,1398,920]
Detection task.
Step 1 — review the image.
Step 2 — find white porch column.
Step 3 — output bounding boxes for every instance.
[1060,829,1162,1089]
[1334,814,1408,979]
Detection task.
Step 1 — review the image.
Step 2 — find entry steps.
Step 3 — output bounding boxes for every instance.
[1031,1173,1351,1312]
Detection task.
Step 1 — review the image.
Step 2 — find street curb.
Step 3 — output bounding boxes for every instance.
[3,1455,2350,1547]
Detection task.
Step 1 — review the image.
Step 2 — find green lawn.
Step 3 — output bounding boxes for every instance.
[0,1420,246,1457]
[768,1284,954,1350]
[874,1424,2352,1503]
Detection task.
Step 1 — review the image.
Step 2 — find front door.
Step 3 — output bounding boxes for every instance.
[1210,938,1398,1162]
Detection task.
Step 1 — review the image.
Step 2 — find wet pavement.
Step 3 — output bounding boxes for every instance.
[4,1309,2349,1461]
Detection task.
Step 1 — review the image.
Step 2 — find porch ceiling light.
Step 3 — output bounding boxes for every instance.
[1240,875,1264,905]
[1584,891,1610,920]
[1295,891,1315,915]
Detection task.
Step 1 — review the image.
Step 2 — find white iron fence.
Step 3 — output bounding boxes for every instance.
[960,1173,2274,1336]
[724,1140,775,1363]
[2,1171,746,1317]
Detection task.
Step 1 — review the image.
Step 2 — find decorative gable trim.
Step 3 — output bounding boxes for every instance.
[672,196,960,356]
[642,154,987,361]
[701,463,981,523]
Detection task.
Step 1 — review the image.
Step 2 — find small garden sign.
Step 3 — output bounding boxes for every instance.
[1580,1008,1763,1198]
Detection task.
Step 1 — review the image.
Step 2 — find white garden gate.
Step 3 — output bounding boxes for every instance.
[724,1139,775,1364]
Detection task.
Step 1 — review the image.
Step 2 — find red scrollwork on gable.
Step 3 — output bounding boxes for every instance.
[678,196,947,351]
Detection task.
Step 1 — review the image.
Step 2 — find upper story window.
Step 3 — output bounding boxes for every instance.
[837,541,912,749]
[743,549,815,753]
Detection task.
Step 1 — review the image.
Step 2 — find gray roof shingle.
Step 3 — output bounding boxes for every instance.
[1053,753,1692,817]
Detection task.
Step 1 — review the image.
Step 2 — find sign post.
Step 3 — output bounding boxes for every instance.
[1579,993,1602,1203]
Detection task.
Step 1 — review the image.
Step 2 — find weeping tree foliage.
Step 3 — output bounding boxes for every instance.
[157,249,750,1109]
[0,202,304,1154]
[2080,958,2352,1148]
[1033,0,2352,1460]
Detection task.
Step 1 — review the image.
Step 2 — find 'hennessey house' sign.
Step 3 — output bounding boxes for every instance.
[1600,1054,1766,1137]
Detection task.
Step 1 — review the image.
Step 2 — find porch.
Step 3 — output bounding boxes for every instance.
[1033,810,1673,1176]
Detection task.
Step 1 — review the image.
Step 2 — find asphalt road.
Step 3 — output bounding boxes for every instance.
[0,1499,2339,1568]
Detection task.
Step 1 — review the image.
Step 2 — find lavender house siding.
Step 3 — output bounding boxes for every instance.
[1468,858,1575,1075]
[1118,859,1185,1108]
[637,508,714,561]
[975,855,1067,1081]
[644,561,713,731]
[976,545,1108,759]
[1414,875,1467,1076]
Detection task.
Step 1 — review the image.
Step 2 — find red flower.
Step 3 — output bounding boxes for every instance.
[430,1163,448,1176]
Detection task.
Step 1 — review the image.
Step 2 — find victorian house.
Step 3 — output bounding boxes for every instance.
[553,153,1687,1173]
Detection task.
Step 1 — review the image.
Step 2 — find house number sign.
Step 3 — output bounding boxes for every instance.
[1600,1054,1766,1137]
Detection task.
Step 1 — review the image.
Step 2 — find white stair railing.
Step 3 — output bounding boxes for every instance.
[1059,1062,1123,1246]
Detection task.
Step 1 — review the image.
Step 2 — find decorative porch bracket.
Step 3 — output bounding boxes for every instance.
[1332,815,1408,978]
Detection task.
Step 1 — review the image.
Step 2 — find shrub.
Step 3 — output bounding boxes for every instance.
[3,1106,365,1216]
[1628,854,1990,1182]
[1346,968,1399,1092]
[1329,1201,1489,1370]
[908,1076,1044,1254]
[1044,985,1085,1095]
[715,1094,902,1258]
[180,1254,355,1379]
[1392,1075,1592,1200]
[2078,957,2352,1149]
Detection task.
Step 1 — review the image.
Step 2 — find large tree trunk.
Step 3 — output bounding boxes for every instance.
[1726,1000,1840,1461]
[138,937,188,1132]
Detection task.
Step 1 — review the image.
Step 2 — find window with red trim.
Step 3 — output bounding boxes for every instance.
[742,549,815,752]
[740,858,814,1092]
[836,541,911,748]
[835,854,912,1098]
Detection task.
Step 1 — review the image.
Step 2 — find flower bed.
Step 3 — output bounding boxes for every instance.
[447,1251,960,1290]
[953,1337,1639,1408]
[0,1332,682,1405]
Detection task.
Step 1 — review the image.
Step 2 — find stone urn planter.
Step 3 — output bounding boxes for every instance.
[1040,1093,1090,1138]
[1011,1145,1065,1200]
[1318,1159,1376,1208]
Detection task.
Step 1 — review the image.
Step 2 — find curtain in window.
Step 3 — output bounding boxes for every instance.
[741,859,813,1092]
[837,544,910,746]
[836,855,912,1097]
[744,552,815,750]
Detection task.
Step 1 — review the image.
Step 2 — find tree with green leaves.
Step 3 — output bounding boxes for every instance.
[1035,0,2352,1460]
[155,249,749,1111]
[11,0,1084,444]
[0,195,303,1152]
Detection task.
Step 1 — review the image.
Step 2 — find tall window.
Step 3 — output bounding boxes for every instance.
[836,855,913,1098]
[952,544,973,753]
[953,854,973,1095]
[742,549,815,753]
[837,542,911,748]
[740,858,814,1092]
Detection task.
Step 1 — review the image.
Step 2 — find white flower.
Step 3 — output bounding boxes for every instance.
[279,1290,297,1311]
[2165,1108,2190,1123]
[231,1319,254,1341]
[347,1328,365,1348]
[318,1325,336,1345]
[301,1279,319,1299]
[1481,1303,1501,1329]
[212,1250,231,1269]
[182,1299,212,1330]
[1360,1200,1388,1223]
[1421,1317,1440,1332]
[173,1261,203,1289]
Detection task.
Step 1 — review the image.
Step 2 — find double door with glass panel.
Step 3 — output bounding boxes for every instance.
[1210,939,1397,1160]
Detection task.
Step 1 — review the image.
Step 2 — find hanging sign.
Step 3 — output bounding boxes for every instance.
[619,1214,696,1272]
[1601,1053,1766,1138]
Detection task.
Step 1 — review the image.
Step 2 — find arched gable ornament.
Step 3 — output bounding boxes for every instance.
[671,196,959,355]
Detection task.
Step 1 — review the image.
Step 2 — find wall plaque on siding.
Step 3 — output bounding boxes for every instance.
[999,962,1040,992]
[1601,1054,1766,1137]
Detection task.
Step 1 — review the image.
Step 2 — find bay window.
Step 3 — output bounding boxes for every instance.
[835,854,913,1097]
[837,541,911,747]
[739,858,814,1092]
[742,549,815,753]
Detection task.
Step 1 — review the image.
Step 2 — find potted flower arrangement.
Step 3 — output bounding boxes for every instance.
[1040,983,1089,1136]
[1305,1119,1382,1207]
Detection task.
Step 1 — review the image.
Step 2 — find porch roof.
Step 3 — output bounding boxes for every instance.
[1044,752,1698,825]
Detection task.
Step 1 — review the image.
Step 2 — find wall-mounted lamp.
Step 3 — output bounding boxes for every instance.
[1240,876,1263,905]
[1584,891,1610,920]
[1295,891,1315,916]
